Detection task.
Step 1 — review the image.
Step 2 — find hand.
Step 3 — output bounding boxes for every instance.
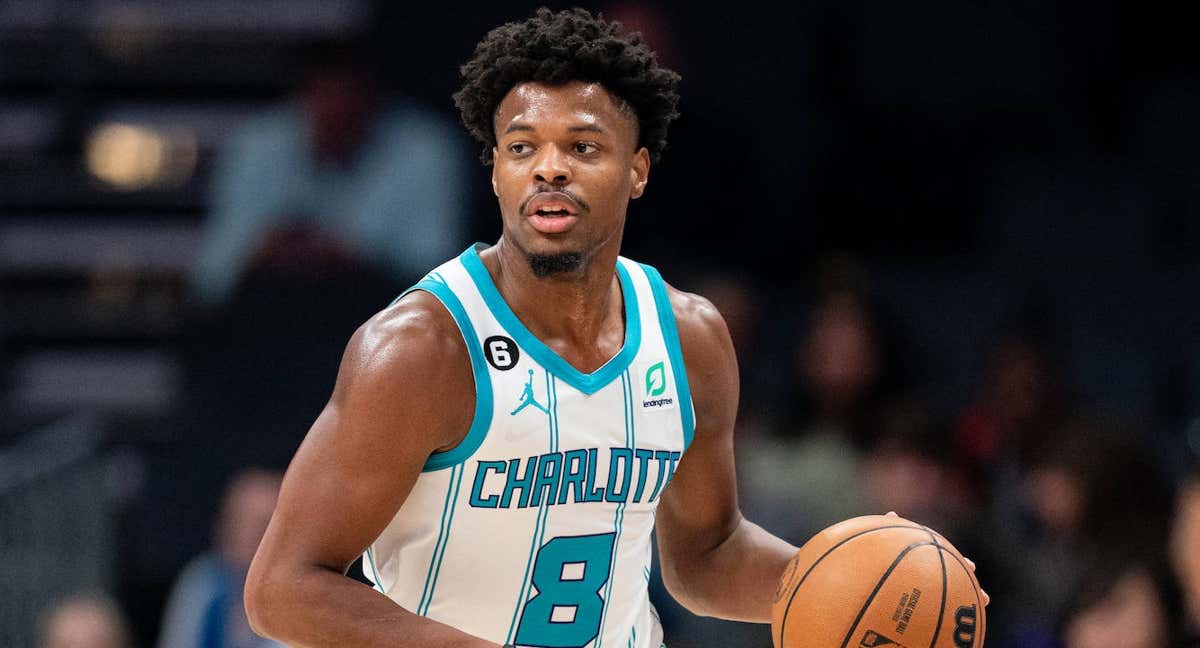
[962,556,991,606]
[885,511,989,607]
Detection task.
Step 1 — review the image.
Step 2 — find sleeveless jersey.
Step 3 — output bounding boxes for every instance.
[362,244,694,648]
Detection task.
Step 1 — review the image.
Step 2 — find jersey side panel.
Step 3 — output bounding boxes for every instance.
[412,258,543,642]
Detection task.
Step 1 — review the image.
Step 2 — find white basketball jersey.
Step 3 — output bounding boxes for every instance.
[362,244,693,648]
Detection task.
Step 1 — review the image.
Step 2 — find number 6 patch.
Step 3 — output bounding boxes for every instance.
[484,335,520,370]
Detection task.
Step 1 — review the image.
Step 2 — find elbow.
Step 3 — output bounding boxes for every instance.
[660,558,716,618]
[243,561,281,638]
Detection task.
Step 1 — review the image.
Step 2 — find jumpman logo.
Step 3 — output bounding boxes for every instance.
[510,369,549,416]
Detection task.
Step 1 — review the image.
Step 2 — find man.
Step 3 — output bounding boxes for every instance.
[245,8,799,646]
[191,38,469,306]
[159,469,284,648]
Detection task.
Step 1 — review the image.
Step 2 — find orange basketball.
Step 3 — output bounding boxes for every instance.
[772,515,986,648]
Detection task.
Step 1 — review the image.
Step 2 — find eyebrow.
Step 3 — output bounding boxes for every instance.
[501,122,607,135]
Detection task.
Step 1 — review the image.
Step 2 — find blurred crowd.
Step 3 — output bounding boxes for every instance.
[689,261,1200,647]
[4,1,1200,647]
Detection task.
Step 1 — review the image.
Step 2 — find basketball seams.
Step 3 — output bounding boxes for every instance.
[776,521,986,648]
[934,546,986,648]
[836,541,938,648]
[777,524,926,648]
[920,526,948,648]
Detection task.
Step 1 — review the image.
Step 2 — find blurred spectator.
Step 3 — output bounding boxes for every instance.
[1172,464,1200,644]
[189,38,471,306]
[1061,557,1185,648]
[38,593,132,648]
[691,272,761,367]
[785,257,912,450]
[739,257,911,544]
[862,399,968,536]
[981,416,1175,647]
[688,272,767,435]
[156,469,283,648]
[954,332,1065,502]
[793,288,883,445]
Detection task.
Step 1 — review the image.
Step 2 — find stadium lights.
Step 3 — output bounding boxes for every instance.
[85,122,197,191]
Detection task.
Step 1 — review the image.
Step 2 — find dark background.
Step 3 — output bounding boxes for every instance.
[2,1,1198,647]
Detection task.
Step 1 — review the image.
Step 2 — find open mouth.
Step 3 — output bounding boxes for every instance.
[524,191,583,218]
[524,192,583,234]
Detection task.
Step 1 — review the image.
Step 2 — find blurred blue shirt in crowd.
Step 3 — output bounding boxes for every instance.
[191,101,470,305]
[157,470,284,648]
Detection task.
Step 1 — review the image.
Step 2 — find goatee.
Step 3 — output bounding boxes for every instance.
[527,252,584,277]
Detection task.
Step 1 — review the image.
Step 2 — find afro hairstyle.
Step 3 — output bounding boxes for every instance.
[453,7,681,165]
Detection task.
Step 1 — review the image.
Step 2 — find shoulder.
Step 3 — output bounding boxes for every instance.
[334,289,473,430]
[660,281,738,408]
[664,284,729,350]
[328,288,475,452]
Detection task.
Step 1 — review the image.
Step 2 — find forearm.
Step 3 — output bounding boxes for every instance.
[662,517,797,623]
[246,564,499,648]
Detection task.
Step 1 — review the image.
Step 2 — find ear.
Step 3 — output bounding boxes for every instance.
[630,147,650,200]
[491,148,500,196]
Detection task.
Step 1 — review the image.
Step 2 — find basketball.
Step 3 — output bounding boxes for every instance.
[772,514,986,648]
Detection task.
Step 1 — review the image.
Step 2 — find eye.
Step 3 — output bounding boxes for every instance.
[508,142,533,156]
[573,142,599,155]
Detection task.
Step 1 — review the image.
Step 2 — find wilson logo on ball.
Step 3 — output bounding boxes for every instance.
[953,605,978,647]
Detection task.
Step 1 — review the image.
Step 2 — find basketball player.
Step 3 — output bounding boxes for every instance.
[245,8,829,646]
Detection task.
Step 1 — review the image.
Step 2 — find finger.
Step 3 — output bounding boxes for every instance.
[885,511,898,517]
[964,557,976,572]
[981,589,990,606]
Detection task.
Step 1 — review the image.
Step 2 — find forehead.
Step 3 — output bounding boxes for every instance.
[494,81,635,136]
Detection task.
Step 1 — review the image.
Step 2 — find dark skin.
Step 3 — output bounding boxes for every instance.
[244,81,797,646]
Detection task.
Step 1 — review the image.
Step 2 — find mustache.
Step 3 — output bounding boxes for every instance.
[520,185,589,214]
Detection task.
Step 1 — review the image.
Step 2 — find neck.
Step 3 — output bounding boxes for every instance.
[483,236,625,361]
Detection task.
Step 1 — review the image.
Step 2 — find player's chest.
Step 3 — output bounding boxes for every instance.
[470,367,686,512]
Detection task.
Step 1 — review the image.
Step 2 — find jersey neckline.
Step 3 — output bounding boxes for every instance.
[459,243,642,395]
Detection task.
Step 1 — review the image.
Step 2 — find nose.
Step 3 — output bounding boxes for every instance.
[532,146,571,185]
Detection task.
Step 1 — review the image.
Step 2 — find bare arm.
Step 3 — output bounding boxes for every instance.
[654,287,798,622]
[244,292,500,647]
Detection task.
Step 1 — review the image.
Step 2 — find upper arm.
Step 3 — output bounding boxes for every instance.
[250,290,474,579]
[654,286,742,561]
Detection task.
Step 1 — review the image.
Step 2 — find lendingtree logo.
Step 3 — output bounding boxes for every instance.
[645,362,667,397]
[641,361,674,409]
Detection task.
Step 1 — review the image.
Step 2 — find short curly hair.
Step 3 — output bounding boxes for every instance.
[453,7,681,165]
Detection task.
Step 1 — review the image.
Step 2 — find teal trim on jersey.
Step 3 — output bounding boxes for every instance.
[506,505,545,642]
[638,263,696,451]
[599,370,636,647]
[460,245,642,395]
[506,370,557,644]
[365,546,384,593]
[421,463,465,615]
[417,463,461,615]
[397,279,495,472]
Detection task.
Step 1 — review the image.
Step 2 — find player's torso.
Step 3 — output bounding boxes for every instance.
[364,244,693,648]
